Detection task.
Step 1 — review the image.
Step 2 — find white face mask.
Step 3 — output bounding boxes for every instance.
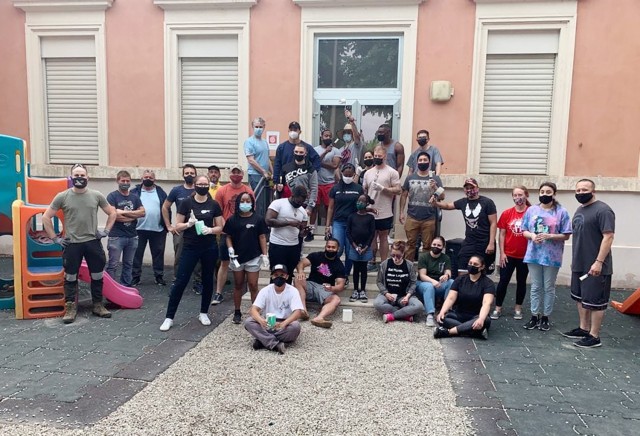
[289,131,299,140]
[342,176,354,184]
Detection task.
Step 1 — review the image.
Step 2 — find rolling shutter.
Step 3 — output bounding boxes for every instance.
[180,58,239,167]
[44,58,99,164]
[479,54,556,175]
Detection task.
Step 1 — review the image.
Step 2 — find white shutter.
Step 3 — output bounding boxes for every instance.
[479,54,556,175]
[180,58,239,167]
[44,58,99,164]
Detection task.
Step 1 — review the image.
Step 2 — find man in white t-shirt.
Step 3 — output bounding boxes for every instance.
[244,264,304,354]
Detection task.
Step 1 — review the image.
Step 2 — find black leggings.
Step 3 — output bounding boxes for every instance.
[495,256,528,306]
[443,311,491,337]
[352,261,368,291]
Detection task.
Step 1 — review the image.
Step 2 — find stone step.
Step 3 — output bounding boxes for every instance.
[241,290,376,308]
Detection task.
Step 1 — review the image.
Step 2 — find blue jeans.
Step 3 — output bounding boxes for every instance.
[417,279,454,314]
[107,236,139,287]
[527,263,559,316]
[331,220,352,275]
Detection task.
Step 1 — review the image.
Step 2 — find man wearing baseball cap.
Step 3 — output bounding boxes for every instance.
[244,264,304,354]
[273,121,322,195]
[433,177,497,274]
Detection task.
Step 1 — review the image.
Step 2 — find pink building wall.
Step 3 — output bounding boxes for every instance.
[105,0,165,167]
[566,0,640,177]
[0,2,28,143]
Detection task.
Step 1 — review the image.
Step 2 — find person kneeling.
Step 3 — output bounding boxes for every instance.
[244,265,303,354]
[434,255,495,339]
[373,240,424,323]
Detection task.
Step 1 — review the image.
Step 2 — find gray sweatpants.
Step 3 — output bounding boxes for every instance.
[244,317,301,350]
[373,294,424,319]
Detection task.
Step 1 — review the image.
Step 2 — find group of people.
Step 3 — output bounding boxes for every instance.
[43,113,615,353]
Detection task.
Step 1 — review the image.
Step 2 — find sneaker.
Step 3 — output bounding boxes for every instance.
[252,339,265,350]
[159,318,173,331]
[232,312,242,324]
[490,309,501,320]
[198,313,211,326]
[387,236,394,245]
[383,313,395,323]
[513,310,523,320]
[367,262,378,272]
[538,316,550,331]
[304,233,314,242]
[193,282,202,295]
[358,290,368,303]
[574,334,602,348]
[523,316,539,330]
[155,276,167,286]
[210,293,224,305]
[562,327,590,339]
[434,326,449,339]
[131,277,141,286]
[92,303,112,318]
[63,302,77,324]
[479,328,489,340]
[426,314,435,327]
[349,291,359,302]
[273,342,286,355]
[344,277,349,287]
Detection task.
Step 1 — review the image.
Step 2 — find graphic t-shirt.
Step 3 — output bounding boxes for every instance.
[497,206,529,259]
[418,252,452,281]
[329,182,363,223]
[268,198,308,246]
[362,165,400,220]
[253,284,304,320]
[384,260,411,298]
[215,183,254,221]
[453,196,497,244]
[50,189,109,243]
[167,185,195,212]
[107,190,143,238]
[177,196,222,248]
[222,213,268,263]
[451,275,495,316]
[306,252,345,286]
[571,200,615,275]
[522,204,572,268]
[402,173,442,220]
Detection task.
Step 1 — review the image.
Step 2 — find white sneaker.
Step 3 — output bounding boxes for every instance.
[159,318,173,331]
[198,313,211,326]
[426,314,435,327]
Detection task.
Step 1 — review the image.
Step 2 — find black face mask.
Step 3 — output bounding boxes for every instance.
[273,276,286,287]
[290,199,303,209]
[373,157,383,166]
[467,265,480,275]
[294,154,306,163]
[195,186,209,196]
[324,250,337,260]
[72,177,88,189]
[539,195,554,205]
[575,192,593,204]
[142,179,154,187]
[184,175,195,185]
[363,159,374,167]
[377,134,386,142]
[417,138,428,146]
[417,163,430,172]
[431,247,443,255]
[322,138,333,146]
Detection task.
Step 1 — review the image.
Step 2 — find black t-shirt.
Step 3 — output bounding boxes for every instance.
[177,196,222,248]
[451,275,495,315]
[329,181,363,222]
[107,190,142,238]
[307,251,345,286]
[384,260,411,299]
[453,196,497,244]
[347,213,376,248]
[222,213,268,264]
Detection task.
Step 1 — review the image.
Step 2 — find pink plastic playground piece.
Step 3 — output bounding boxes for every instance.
[78,261,143,309]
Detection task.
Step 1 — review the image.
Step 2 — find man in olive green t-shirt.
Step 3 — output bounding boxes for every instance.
[43,164,117,324]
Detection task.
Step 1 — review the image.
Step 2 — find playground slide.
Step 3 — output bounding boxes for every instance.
[78,261,143,309]
[611,288,640,315]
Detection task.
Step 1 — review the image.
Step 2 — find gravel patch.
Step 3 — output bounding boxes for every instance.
[0,309,471,435]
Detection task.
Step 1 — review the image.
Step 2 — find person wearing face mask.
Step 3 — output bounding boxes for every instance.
[162,164,198,287]
[310,129,342,241]
[106,170,145,288]
[416,236,454,327]
[520,182,572,332]
[375,123,405,177]
[433,178,497,276]
[42,164,117,324]
[244,117,273,218]
[563,179,615,349]
[399,151,443,261]
[491,186,531,321]
[273,121,321,196]
[355,150,375,186]
[406,130,444,176]
[223,193,269,325]
[347,194,376,302]
[434,255,495,339]
[160,175,224,331]
[373,240,423,323]
[294,239,346,328]
[244,264,304,354]
[210,164,255,306]
[131,170,169,286]
[280,144,318,218]
[266,185,310,284]
[336,109,363,166]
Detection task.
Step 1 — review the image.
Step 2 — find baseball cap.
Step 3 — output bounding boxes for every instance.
[288,121,301,130]
[229,163,244,172]
[463,178,479,188]
[271,264,288,274]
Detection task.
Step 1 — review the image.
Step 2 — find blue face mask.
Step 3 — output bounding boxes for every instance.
[254,127,263,137]
[343,133,352,143]
[239,202,252,213]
